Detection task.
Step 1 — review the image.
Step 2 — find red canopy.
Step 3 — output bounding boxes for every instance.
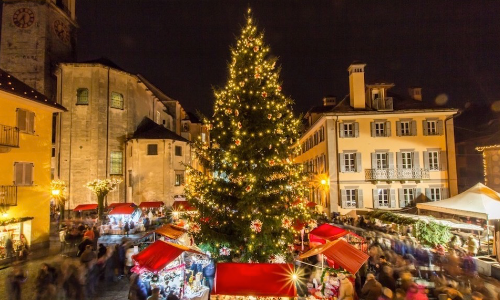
[299,239,369,274]
[73,204,98,211]
[108,202,137,209]
[132,240,204,273]
[213,263,297,297]
[109,205,137,215]
[172,200,195,211]
[309,224,349,241]
[139,201,164,208]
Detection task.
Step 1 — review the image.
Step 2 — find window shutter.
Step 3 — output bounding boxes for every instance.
[441,188,449,200]
[357,189,364,208]
[437,120,444,135]
[440,150,448,171]
[17,109,27,132]
[423,151,429,170]
[339,154,346,173]
[423,120,428,136]
[341,189,347,208]
[371,153,377,169]
[396,152,402,168]
[373,189,379,208]
[388,152,394,169]
[390,189,396,207]
[27,111,35,134]
[396,121,402,136]
[339,124,345,138]
[425,188,431,201]
[14,163,23,185]
[26,163,34,185]
[354,122,359,137]
[413,151,420,168]
[411,120,417,136]
[356,153,362,172]
[370,122,375,137]
[398,189,405,208]
[415,188,422,202]
[385,121,391,137]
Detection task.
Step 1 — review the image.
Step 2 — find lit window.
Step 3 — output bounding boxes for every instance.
[375,122,385,137]
[402,188,415,207]
[376,153,387,169]
[428,151,439,170]
[377,189,389,207]
[110,92,124,109]
[76,88,89,105]
[343,153,356,172]
[175,146,182,156]
[427,120,437,135]
[401,152,413,169]
[343,123,354,137]
[147,144,158,156]
[110,151,123,175]
[175,172,185,186]
[400,121,410,136]
[345,189,356,207]
[429,188,441,201]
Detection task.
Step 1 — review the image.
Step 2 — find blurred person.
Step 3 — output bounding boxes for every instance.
[124,221,130,236]
[80,244,96,267]
[83,227,94,241]
[361,273,383,300]
[379,287,393,300]
[471,292,484,300]
[148,287,165,300]
[92,225,100,250]
[338,273,355,300]
[129,273,148,300]
[97,243,107,259]
[378,265,396,292]
[35,263,56,300]
[405,284,428,300]
[125,244,135,276]
[6,262,27,300]
[77,236,93,257]
[5,235,14,258]
[166,291,180,300]
[394,289,406,300]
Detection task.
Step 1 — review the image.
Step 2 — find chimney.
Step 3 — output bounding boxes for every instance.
[348,62,366,109]
[408,87,422,101]
[323,96,336,106]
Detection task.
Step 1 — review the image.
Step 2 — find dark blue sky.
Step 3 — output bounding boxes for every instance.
[37,1,500,115]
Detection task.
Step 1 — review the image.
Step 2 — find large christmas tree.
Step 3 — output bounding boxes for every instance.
[186,9,314,263]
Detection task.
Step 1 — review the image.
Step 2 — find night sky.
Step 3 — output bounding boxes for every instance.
[8,1,500,116]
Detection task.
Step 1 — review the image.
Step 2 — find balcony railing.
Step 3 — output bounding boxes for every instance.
[0,124,19,148]
[365,168,430,181]
[0,186,17,206]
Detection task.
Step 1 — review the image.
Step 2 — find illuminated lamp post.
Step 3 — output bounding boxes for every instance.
[50,180,67,221]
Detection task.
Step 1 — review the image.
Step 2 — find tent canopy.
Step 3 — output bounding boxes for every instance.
[109,205,139,215]
[139,201,164,208]
[213,263,296,297]
[310,224,349,240]
[108,202,137,209]
[299,239,369,274]
[155,224,187,239]
[172,200,195,211]
[73,204,97,211]
[132,240,204,273]
[416,183,500,219]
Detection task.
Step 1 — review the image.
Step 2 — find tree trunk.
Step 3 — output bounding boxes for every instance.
[98,194,106,221]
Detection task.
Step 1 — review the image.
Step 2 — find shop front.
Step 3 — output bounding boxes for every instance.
[0,217,33,260]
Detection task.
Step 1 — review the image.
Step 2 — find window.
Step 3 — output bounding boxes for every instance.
[17,108,35,134]
[175,146,182,156]
[147,144,158,156]
[400,188,415,208]
[371,121,390,137]
[400,121,410,136]
[76,88,89,105]
[376,189,389,207]
[345,189,356,208]
[175,172,185,186]
[14,162,34,186]
[340,122,359,138]
[110,151,123,175]
[428,151,439,170]
[319,126,325,142]
[343,153,355,172]
[376,153,387,169]
[110,92,124,109]
[397,120,416,136]
[401,152,413,169]
[428,188,440,201]
[423,119,444,136]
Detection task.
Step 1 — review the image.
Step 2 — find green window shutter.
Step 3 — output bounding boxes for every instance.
[339,154,346,173]
[14,162,23,185]
[357,189,364,208]
[425,188,431,201]
[370,122,375,137]
[371,153,376,169]
[423,120,429,136]
[373,189,379,208]
[441,188,449,200]
[411,120,417,136]
[385,121,391,137]
[440,150,447,171]
[398,189,405,208]
[437,120,444,135]
[354,122,359,137]
[339,123,345,138]
[423,151,429,170]
[413,151,420,168]
[396,152,402,169]
[390,189,396,207]
[341,189,347,208]
[388,152,394,169]
[27,111,35,134]
[355,152,362,172]
[396,121,402,136]
[17,109,27,132]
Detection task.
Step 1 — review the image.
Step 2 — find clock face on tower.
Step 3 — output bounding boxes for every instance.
[13,8,35,28]
[53,19,70,44]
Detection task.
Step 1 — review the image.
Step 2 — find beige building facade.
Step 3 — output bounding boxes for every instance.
[296,63,458,216]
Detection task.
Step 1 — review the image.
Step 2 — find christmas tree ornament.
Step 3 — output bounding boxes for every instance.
[267,114,272,119]
[189,222,201,234]
[219,246,231,256]
[239,81,245,87]
[237,122,242,129]
[253,46,260,52]
[282,217,292,229]
[250,219,262,233]
[262,91,268,98]
[235,109,239,116]
[268,254,286,264]
[235,139,241,146]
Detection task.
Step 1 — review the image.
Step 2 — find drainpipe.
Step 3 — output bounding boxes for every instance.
[444,110,462,197]
[106,67,110,177]
[335,116,340,215]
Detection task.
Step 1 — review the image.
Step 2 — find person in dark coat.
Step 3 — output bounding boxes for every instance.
[124,221,130,236]
[378,265,396,292]
[202,259,216,293]
[6,262,27,300]
[361,273,383,300]
[35,263,55,300]
[129,273,148,300]
[77,237,93,257]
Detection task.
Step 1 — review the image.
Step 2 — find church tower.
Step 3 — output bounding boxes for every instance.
[0,0,77,100]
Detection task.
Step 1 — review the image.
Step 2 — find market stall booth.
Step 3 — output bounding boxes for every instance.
[104,204,143,234]
[309,224,367,251]
[212,263,297,299]
[72,204,98,219]
[0,217,32,259]
[132,240,208,300]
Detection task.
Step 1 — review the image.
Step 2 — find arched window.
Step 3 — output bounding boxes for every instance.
[76,88,89,105]
[110,92,124,109]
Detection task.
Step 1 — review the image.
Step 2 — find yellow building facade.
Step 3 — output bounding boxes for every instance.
[295,63,458,216]
[0,69,65,251]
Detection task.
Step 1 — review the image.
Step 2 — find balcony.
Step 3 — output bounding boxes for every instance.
[365,168,430,182]
[0,124,19,148]
[0,186,17,206]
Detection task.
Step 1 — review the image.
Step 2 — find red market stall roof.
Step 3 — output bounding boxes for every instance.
[213,263,297,297]
[299,239,369,274]
[73,204,98,211]
[109,205,139,215]
[139,201,164,208]
[154,224,187,239]
[132,240,204,273]
[172,200,195,211]
[108,202,137,209]
[310,224,349,241]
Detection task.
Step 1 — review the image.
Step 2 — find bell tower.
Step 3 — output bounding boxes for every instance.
[0,0,77,100]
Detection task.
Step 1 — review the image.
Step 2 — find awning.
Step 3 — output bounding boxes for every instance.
[132,240,204,273]
[213,263,296,297]
[172,200,195,211]
[299,239,369,274]
[73,204,98,211]
[309,224,349,241]
[139,201,164,208]
[155,224,187,239]
[109,205,138,215]
[108,202,137,209]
